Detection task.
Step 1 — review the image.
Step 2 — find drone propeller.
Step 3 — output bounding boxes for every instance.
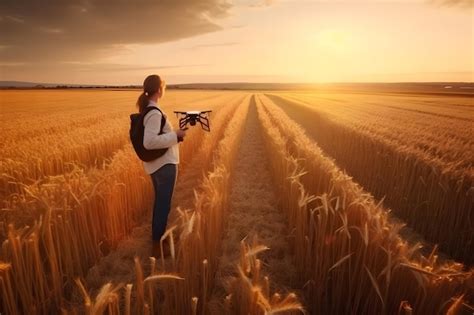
[174,111,188,117]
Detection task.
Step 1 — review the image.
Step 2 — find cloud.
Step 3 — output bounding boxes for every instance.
[431,0,474,7]
[1,61,210,71]
[0,0,233,63]
[189,42,239,49]
[0,61,212,83]
[242,0,276,8]
[5,15,25,23]
[60,62,211,72]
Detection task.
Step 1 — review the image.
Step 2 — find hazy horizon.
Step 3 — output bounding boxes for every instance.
[2,79,474,87]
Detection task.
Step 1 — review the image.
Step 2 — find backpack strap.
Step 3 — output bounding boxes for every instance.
[143,106,166,134]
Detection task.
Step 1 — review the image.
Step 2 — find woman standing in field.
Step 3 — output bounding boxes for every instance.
[136,74,187,258]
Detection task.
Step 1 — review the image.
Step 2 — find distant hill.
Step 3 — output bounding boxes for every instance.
[0,81,57,88]
[0,81,111,88]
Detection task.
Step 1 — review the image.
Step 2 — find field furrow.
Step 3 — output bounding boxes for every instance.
[255,94,473,314]
[277,93,474,168]
[208,99,304,314]
[1,89,472,315]
[264,93,474,264]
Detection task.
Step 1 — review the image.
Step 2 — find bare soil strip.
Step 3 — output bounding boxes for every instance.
[208,98,303,313]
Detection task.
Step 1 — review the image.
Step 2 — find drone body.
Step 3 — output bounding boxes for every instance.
[174,110,212,131]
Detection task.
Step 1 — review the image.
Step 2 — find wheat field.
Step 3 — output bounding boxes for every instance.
[0,89,472,314]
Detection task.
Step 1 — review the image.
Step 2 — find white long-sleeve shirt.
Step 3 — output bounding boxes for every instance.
[142,100,179,174]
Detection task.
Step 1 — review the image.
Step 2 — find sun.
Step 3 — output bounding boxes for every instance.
[316,29,350,53]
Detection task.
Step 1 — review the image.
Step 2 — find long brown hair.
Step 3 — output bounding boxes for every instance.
[136,74,165,112]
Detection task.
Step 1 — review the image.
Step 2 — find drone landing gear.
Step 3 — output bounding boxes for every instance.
[174,110,212,132]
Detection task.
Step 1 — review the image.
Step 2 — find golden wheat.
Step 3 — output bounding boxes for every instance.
[0,90,236,197]
[0,90,245,314]
[264,92,474,264]
[255,94,473,314]
[1,90,472,314]
[225,236,304,315]
[64,94,249,314]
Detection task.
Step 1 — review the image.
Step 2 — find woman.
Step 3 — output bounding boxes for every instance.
[136,74,187,258]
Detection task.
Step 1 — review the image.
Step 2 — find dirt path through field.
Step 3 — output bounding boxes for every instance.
[207,98,303,313]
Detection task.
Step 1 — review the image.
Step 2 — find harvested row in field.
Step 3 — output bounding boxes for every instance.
[208,101,303,314]
[0,96,227,314]
[265,93,474,264]
[256,94,473,314]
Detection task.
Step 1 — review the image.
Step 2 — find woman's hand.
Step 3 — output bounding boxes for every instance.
[176,128,187,142]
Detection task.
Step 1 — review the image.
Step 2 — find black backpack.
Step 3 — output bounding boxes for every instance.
[129,106,168,162]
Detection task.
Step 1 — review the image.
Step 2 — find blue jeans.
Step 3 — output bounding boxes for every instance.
[150,163,177,241]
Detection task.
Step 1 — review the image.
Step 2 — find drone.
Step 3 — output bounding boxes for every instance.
[174,110,212,132]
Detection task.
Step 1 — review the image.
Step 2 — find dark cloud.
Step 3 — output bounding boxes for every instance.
[429,0,474,7]
[0,0,233,63]
[0,61,210,73]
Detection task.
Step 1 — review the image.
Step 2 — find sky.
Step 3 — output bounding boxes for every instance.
[0,0,473,84]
